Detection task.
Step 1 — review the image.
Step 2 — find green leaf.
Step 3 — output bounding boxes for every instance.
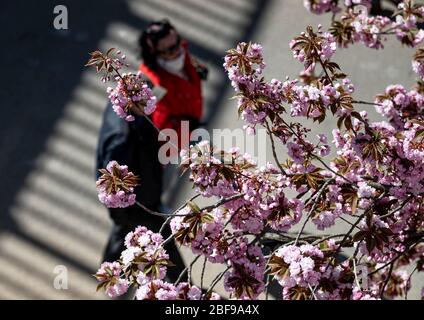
[201,213,215,223]
[187,201,201,214]
[106,48,115,56]
[96,281,108,292]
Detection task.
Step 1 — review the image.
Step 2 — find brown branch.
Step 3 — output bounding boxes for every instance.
[200,256,207,290]
[352,100,383,107]
[205,267,230,297]
[294,178,334,245]
[200,193,245,212]
[380,263,394,299]
[265,120,287,175]
[175,255,201,285]
[369,241,421,276]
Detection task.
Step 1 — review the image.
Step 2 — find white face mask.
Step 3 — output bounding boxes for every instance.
[157,51,185,75]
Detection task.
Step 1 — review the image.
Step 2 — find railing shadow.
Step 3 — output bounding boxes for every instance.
[0,0,275,299]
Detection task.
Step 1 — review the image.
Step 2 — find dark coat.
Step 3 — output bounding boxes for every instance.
[96,103,163,218]
[96,105,186,276]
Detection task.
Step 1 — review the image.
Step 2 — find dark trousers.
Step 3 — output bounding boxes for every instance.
[103,205,185,283]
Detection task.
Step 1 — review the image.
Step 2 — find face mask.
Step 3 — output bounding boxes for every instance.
[157,51,185,74]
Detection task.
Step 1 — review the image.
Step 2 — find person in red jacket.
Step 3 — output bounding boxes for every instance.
[138,19,208,151]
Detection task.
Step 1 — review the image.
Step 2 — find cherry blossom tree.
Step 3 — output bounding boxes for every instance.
[87,0,424,300]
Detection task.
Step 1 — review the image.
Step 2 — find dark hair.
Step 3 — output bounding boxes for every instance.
[138,19,176,70]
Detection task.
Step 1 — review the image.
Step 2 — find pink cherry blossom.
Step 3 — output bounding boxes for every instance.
[96,161,138,208]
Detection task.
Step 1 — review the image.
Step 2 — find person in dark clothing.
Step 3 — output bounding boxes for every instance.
[96,102,185,282]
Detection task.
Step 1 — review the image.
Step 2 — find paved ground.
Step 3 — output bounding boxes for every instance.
[0,0,422,299]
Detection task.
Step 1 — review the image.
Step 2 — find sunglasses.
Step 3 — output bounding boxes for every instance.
[156,36,181,56]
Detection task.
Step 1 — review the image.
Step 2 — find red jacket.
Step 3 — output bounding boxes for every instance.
[139,43,203,145]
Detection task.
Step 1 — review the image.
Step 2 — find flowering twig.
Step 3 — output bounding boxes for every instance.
[380,263,394,298]
[205,267,230,297]
[265,120,287,175]
[200,256,207,290]
[294,178,334,245]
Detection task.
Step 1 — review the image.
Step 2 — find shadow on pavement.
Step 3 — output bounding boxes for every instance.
[0,0,277,299]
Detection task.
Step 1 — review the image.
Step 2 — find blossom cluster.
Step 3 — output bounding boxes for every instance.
[328,114,424,266]
[303,0,339,15]
[394,1,424,46]
[95,261,129,298]
[303,0,371,15]
[180,142,304,235]
[289,78,355,120]
[374,84,424,129]
[135,280,217,300]
[289,26,337,69]
[412,47,424,80]
[270,241,383,300]
[120,226,169,280]
[272,244,325,296]
[107,72,157,122]
[95,224,222,300]
[92,4,424,298]
[223,26,358,139]
[86,48,157,122]
[305,0,424,49]
[223,42,285,127]
[219,23,423,299]
[350,11,392,49]
[125,226,205,300]
[170,205,267,298]
[96,161,138,208]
